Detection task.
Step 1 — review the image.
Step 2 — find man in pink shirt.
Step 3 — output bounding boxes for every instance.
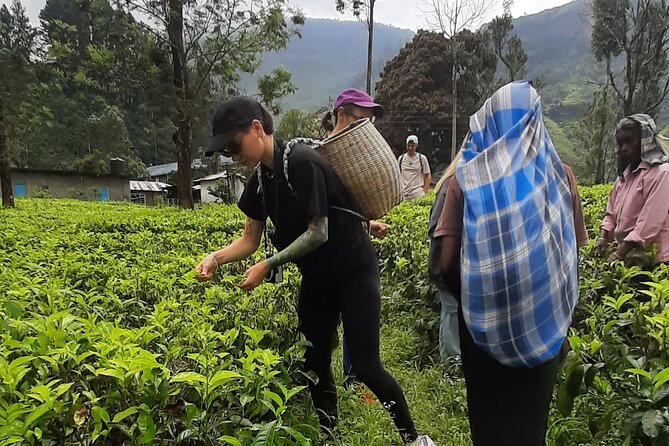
[596,114,669,262]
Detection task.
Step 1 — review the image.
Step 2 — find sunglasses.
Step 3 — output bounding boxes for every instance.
[221,133,243,157]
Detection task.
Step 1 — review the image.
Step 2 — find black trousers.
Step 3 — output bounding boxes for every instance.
[458,309,560,446]
[298,261,418,442]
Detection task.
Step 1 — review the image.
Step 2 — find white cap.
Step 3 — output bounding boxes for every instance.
[406,135,418,145]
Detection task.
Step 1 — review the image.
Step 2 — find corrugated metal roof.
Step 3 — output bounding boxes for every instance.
[147,156,234,178]
[195,171,228,182]
[130,181,170,192]
[147,163,177,177]
[194,171,246,184]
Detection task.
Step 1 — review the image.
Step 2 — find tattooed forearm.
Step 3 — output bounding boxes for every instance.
[209,218,263,266]
[266,217,328,268]
[244,217,261,238]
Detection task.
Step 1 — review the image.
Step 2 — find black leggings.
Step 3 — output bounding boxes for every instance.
[458,308,560,446]
[298,261,417,442]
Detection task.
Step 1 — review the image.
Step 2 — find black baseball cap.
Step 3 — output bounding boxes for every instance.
[206,97,265,156]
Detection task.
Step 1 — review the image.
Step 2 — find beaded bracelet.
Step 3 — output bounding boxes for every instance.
[207,254,220,268]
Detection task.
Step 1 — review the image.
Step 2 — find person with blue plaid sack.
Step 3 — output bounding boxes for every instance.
[434,81,588,446]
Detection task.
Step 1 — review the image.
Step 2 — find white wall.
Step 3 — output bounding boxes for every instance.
[200,177,245,204]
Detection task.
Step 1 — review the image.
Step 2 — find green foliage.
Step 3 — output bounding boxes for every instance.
[257,68,296,115]
[5,183,669,445]
[83,106,148,179]
[591,0,628,62]
[6,0,302,194]
[30,189,52,199]
[592,0,669,117]
[0,199,311,444]
[544,117,581,175]
[27,0,175,172]
[485,13,527,84]
[0,0,38,207]
[577,88,617,185]
[276,110,321,141]
[372,184,669,445]
[374,194,438,363]
[0,0,36,125]
[511,1,596,121]
[545,185,669,445]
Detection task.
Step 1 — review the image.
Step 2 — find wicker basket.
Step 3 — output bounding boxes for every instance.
[316,118,402,220]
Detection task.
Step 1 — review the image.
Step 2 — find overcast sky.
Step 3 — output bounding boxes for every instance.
[292,0,574,31]
[8,0,574,30]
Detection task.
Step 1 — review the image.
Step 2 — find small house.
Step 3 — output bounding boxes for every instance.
[148,156,233,183]
[129,180,170,206]
[11,160,130,202]
[194,171,246,204]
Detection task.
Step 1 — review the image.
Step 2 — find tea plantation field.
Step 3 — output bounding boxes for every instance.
[2,188,669,445]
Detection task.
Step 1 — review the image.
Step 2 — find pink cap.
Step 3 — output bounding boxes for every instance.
[334,89,384,118]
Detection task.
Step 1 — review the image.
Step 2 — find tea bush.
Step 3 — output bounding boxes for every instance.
[552,186,669,446]
[374,185,669,445]
[3,185,669,446]
[0,200,313,445]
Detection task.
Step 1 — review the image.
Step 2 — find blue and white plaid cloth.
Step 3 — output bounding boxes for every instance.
[456,81,579,367]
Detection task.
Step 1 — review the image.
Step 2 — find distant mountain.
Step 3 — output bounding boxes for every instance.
[237,18,414,113]
[513,0,597,121]
[243,2,614,124]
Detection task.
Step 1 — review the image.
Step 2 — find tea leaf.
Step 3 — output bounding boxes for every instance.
[112,407,138,423]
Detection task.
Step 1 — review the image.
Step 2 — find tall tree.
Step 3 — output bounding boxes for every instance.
[122,0,302,208]
[421,0,499,159]
[592,0,669,118]
[84,106,148,178]
[375,30,495,166]
[257,67,297,115]
[0,0,37,207]
[336,0,377,94]
[578,87,616,185]
[485,2,527,84]
[37,0,174,171]
[276,109,321,140]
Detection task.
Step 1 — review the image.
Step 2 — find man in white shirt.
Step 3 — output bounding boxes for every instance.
[399,135,431,201]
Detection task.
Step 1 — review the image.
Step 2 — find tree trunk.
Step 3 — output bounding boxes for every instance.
[595,144,605,185]
[168,0,194,210]
[0,100,15,208]
[595,116,608,184]
[366,0,375,94]
[451,42,458,161]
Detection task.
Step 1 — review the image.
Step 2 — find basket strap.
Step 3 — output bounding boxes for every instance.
[283,138,323,195]
[329,205,367,221]
[284,137,372,237]
[329,206,372,237]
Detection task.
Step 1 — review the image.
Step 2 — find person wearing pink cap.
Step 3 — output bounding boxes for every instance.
[324,89,434,445]
[324,89,388,385]
[326,88,385,135]
[322,89,389,239]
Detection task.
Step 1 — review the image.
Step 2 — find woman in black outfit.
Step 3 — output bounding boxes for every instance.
[196,97,433,445]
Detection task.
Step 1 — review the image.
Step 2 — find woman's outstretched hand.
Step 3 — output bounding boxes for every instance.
[238,260,270,292]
